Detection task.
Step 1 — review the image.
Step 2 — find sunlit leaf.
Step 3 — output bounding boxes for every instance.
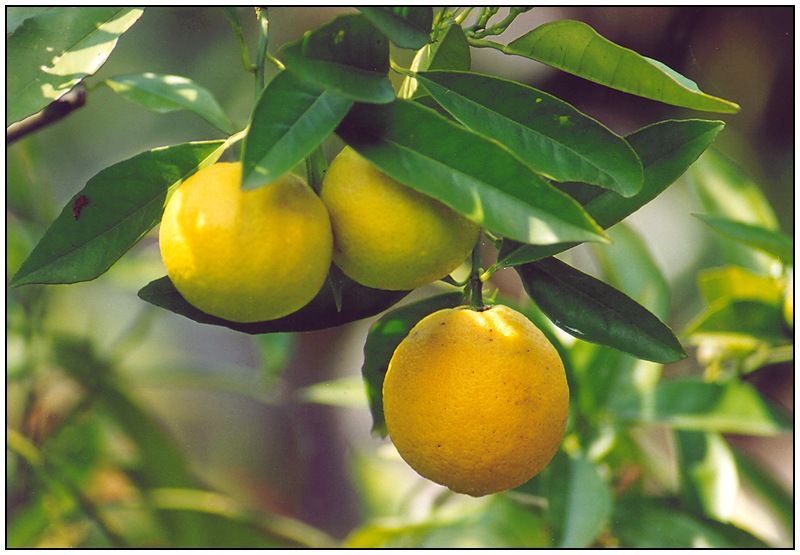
[399,24,471,99]
[280,13,394,104]
[502,20,739,113]
[358,6,433,49]
[415,70,643,196]
[104,72,234,134]
[7,7,144,125]
[516,257,686,363]
[137,274,409,335]
[9,140,227,287]
[240,70,353,190]
[361,292,463,436]
[336,100,607,246]
[697,265,783,307]
[676,431,739,521]
[498,119,724,267]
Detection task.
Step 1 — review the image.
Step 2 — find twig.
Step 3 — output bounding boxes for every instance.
[7,86,87,146]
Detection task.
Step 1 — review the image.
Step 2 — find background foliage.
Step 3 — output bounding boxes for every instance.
[7,7,793,548]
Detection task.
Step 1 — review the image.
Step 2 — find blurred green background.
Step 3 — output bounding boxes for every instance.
[7,7,793,547]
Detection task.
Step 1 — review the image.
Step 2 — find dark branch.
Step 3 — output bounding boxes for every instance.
[6,86,87,146]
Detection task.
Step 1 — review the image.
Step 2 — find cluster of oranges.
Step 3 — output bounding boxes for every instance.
[159,148,568,497]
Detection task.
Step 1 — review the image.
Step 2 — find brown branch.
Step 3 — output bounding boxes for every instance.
[6,86,87,146]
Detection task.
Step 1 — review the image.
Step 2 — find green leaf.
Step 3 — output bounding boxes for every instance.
[695,213,793,264]
[240,70,353,190]
[498,118,725,267]
[279,13,395,104]
[137,274,410,335]
[399,24,471,99]
[615,378,792,435]
[415,70,643,196]
[361,292,464,436]
[733,449,794,535]
[336,100,607,246]
[685,149,780,272]
[9,140,226,287]
[358,7,433,49]
[7,7,144,125]
[502,20,740,113]
[516,257,686,363]
[557,453,613,548]
[104,72,234,134]
[613,497,769,548]
[697,265,783,306]
[684,299,788,345]
[675,431,739,521]
[6,7,53,34]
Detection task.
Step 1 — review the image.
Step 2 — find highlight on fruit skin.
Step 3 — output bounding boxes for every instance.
[159,162,333,323]
[382,304,569,497]
[320,146,480,291]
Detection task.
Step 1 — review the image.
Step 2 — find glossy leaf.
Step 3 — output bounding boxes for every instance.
[9,141,226,287]
[516,257,686,363]
[685,149,780,272]
[399,24,471,99]
[358,7,432,49]
[415,70,643,195]
[104,72,234,134]
[241,70,353,190]
[7,7,143,125]
[361,292,464,436]
[615,378,792,435]
[695,213,793,264]
[613,498,769,548]
[503,20,740,113]
[675,431,739,521]
[279,13,394,104]
[498,118,725,267]
[336,100,607,246]
[137,274,410,335]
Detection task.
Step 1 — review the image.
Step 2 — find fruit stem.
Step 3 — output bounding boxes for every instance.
[469,233,485,310]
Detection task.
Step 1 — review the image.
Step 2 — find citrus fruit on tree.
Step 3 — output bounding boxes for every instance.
[159,162,333,323]
[320,147,480,291]
[382,304,569,497]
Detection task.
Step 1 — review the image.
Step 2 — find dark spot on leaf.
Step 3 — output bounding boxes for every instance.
[72,195,90,219]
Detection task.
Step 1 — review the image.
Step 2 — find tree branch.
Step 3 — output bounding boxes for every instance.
[7,86,87,146]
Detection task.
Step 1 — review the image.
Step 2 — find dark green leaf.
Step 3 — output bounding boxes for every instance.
[279,13,394,104]
[9,140,226,287]
[104,73,234,134]
[695,213,793,264]
[361,292,463,436]
[137,274,410,335]
[613,497,769,548]
[241,70,353,190]
[399,24,471,99]
[516,257,686,363]
[358,7,432,49]
[503,20,740,113]
[615,378,792,435]
[685,149,780,273]
[675,431,739,521]
[336,100,607,246]
[7,7,144,125]
[498,118,725,267]
[415,70,643,196]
